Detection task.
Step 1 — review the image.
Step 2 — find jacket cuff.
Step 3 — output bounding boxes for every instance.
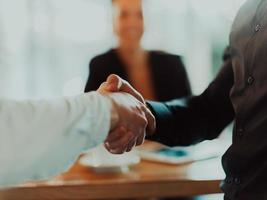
[145,101,174,142]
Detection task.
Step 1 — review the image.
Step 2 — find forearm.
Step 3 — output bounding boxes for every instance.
[146,57,235,147]
[146,95,232,146]
[146,97,211,146]
[0,92,111,187]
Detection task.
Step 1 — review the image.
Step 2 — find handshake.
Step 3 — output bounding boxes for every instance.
[97,74,156,154]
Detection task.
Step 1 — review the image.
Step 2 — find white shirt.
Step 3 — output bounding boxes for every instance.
[0,91,111,187]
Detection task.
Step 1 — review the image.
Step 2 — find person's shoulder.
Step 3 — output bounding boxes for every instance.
[151,50,182,62]
[90,49,115,66]
[150,50,184,69]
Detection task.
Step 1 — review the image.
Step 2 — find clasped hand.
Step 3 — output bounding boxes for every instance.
[97,74,156,154]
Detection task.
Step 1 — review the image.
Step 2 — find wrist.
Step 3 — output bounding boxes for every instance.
[98,93,120,131]
[145,102,156,136]
[109,97,120,131]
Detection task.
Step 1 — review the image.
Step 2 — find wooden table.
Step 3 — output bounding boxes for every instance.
[0,143,226,200]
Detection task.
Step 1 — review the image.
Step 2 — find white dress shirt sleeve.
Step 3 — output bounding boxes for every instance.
[0,91,111,187]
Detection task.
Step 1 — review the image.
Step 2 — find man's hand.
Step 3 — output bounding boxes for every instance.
[106,92,149,154]
[98,74,156,154]
[99,74,156,134]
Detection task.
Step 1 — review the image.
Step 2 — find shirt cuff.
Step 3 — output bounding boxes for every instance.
[77,92,111,149]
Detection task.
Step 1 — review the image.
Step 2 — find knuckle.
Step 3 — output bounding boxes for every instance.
[140,104,146,111]
[127,147,133,152]
[136,114,147,127]
[128,131,135,139]
[118,128,127,137]
[142,117,148,127]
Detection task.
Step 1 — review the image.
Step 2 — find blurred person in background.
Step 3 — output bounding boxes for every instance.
[85,1,191,199]
[85,0,191,102]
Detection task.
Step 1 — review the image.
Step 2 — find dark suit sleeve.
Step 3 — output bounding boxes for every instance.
[146,58,235,146]
[84,58,107,92]
[173,57,192,97]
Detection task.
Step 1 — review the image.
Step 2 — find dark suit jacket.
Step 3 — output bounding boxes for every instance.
[147,0,267,197]
[85,49,191,101]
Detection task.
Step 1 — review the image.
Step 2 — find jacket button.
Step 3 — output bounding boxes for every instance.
[234,177,241,185]
[247,76,254,85]
[226,177,233,184]
[255,24,261,32]
[237,128,244,137]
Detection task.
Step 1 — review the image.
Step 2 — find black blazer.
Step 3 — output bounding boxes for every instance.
[147,17,267,195]
[85,49,191,101]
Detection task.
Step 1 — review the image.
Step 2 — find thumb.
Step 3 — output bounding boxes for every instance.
[106,74,122,92]
[106,74,145,104]
[97,81,109,94]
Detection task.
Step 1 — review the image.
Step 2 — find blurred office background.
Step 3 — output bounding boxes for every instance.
[0,0,246,99]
